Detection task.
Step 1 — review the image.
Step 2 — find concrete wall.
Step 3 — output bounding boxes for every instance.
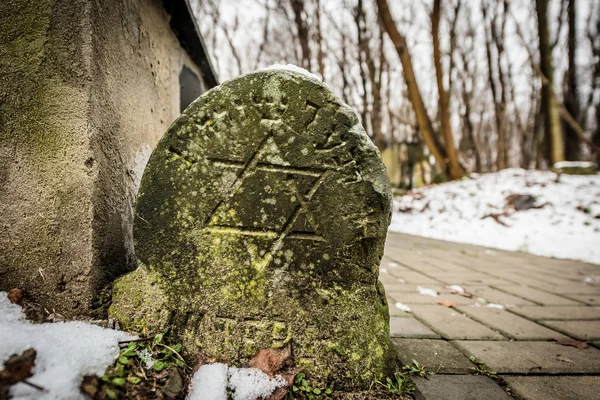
[0,0,206,315]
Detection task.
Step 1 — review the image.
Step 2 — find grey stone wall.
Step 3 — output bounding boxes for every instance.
[0,0,206,315]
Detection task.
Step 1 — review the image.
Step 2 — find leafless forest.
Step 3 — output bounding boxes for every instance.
[192,0,600,185]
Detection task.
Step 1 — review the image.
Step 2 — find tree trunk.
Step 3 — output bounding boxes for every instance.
[482,3,506,170]
[314,0,326,80]
[536,0,565,165]
[432,0,463,180]
[376,0,448,173]
[290,0,311,71]
[564,0,581,160]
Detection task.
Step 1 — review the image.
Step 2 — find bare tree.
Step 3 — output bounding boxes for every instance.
[536,0,565,165]
[376,0,449,177]
[432,0,463,179]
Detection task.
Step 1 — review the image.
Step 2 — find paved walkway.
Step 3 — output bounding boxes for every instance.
[382,232,600,400]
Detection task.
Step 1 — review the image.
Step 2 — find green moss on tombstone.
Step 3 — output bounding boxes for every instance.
[110,70,395,389]
[109,265,170,335]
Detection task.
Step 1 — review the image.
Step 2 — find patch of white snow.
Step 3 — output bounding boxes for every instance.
[0,292,133,400]
[188,363,228,400]
[395,303,411,312]
[447,285,465,294]
[228,368,286,400]
[264,64,322,81]
[390,169,600,264]
[187,364,286,400]
[416,286,438,297]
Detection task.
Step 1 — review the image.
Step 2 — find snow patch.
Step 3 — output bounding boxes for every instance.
[447,285,465,294]
[395,303,411,312]
[0,293,133,400]
[390,169,600,264]
[188,364,286,400]
[264,64,322,81]
[486,303,505,309]
[416,286,438,297]
[554,161,596,169]
[388,262,399,268]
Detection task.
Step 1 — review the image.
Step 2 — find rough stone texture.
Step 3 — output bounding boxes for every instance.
[109,265,170,335]
[389,318,440,338]
[503,376,600,400]
[492,285,583,305]
[409,305,506,340]
[384,233,600,399]
[566,294,600,305]
[0,0,206,316]
[541,320,600,341]
[452,341,600,373]
[457,306,566,340]
[463,286,536,306]
[412,375,511,400]
[392,339,474,374]
[509,306,600,321]
[111,70,394,388]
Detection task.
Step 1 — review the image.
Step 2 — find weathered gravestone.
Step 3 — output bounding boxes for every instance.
[109,69,395,388]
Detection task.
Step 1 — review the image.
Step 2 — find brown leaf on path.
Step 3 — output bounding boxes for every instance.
[7,288,23,304]
[553,337,588,349]
[436,299,457,308]
[246,343,292,376]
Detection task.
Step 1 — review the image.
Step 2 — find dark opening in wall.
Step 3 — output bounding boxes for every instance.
[179,65,202,112]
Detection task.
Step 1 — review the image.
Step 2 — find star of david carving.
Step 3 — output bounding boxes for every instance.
[204,133,328,254]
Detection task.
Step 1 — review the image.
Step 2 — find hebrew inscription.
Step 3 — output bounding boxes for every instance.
[117,69,394,389]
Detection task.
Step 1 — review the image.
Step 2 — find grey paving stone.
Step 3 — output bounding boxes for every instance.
[412,375,511,400]
[390,317,441,338]
[464,286,536,306]
[387,270,442,284]
[387,297,413,317]
[503,376,600,400]
[533,283,600,295]
[409,305,506,340]
[383,284,457,293]
[452,340,600,373]
[434,273,511,286]
[457,306,567,340]
[541,320,600,341]
[392,339,474,374]
[378,271,404,285]
[492,285,583,305]
[388,292,477,306]
[509,305,600,320]
[565,294,600,305]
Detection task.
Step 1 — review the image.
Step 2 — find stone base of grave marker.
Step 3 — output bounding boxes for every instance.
[110,69,395,389]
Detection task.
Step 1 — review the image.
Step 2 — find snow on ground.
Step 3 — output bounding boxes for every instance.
[0,293,133,400]
[188,364,286,400]
[389,168,600,264]
[264,64,323,82]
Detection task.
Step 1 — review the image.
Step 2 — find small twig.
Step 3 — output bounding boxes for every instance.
[157,344,189,368]
[118,337,154,345]
[22,380,45,391]
[481,212,510,227]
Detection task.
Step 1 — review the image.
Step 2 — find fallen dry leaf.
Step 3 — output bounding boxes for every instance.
[553,337,588,350]
[80,375,100,399]
[436,299,457,308]
[246,343,292,376]
[7,288,23,304]
[0,348,36,385]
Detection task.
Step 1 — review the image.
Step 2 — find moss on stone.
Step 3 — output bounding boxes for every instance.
[110,70,395,389]
[109,265,170,335]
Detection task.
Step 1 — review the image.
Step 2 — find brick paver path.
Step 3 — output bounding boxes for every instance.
[383,232,600,400]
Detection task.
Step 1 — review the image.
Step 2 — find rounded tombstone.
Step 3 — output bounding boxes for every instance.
[110,69,395,389]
